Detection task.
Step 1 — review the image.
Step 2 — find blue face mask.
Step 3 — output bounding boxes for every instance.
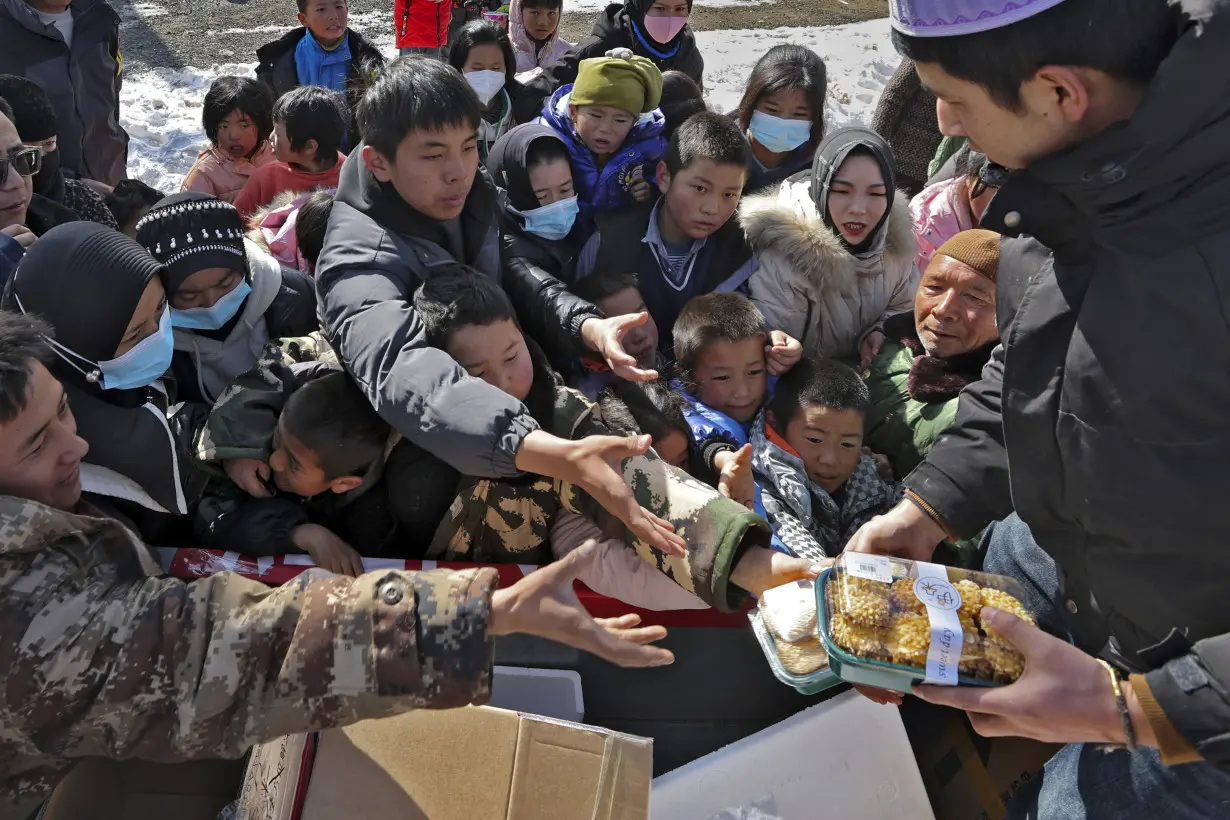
[96,310,175,391]
[748,110,813,155]
[518,196,580,241]
[170,278,251,330]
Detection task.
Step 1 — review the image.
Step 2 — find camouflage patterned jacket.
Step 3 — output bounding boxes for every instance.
[433,377,771,613]
[0,495,497,817]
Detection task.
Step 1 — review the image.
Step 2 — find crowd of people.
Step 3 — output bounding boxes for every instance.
[0,0,1227,817]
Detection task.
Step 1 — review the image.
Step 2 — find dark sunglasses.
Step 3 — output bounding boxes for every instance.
[0,147,42,184]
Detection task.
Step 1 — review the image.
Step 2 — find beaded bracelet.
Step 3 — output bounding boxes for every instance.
[1098,659,1138,753]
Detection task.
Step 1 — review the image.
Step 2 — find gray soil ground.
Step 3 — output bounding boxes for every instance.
[115,0,886,74]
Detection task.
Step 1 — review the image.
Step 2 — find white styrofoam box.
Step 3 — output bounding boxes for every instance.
[489,666,584,724]
[651,690,934,820]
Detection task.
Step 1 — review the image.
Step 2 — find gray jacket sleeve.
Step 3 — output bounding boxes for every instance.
[317,253,538,478]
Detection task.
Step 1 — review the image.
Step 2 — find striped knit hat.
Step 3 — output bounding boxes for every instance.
[135,191,248,296]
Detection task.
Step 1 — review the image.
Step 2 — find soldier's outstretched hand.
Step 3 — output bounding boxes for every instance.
[491,542,675,668]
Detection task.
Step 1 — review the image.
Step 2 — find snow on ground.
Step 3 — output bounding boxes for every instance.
[120,17,896,193]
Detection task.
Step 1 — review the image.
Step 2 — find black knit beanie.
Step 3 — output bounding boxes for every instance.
[0,74,57,142]
[135,191,248,296]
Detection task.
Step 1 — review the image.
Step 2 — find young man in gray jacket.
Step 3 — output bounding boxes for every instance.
[0,0,127,186]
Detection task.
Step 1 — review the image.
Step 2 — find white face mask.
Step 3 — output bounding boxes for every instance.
[465,70,506,106]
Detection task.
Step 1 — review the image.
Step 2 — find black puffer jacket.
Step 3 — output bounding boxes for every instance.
[315,148,600,479]
[904,10,1230,769]
[515,0,704,123]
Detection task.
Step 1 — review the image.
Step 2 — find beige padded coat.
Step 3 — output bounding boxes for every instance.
[739,178,919,362]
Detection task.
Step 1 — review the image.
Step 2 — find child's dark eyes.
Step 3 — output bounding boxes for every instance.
[841,442,858,449]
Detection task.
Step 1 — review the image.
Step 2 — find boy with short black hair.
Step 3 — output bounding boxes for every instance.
[316,57,683,567]
[234,87,347,217]
[672,292,802,512]
[576,110,757,336]
[196,358,403,576]
[753,356,899,561]
[105,179,165,238]
[255,0,385,146]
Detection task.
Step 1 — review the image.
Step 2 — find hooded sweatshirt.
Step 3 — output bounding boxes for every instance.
[169,239,317,405]
[515,0,704,123]
[2,223,209,541]
[739,127,919,362]
[510,0,573,76]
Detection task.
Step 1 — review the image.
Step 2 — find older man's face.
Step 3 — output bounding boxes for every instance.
[0,113,34,232]
[915,255,999,358]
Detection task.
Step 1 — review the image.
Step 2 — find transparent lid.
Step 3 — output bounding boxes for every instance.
[758,579,829,677]
[822,554,1037,685]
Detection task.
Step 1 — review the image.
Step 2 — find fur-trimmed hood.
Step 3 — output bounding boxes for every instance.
[739,178,916,299]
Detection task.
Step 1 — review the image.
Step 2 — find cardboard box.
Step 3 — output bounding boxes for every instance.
[238,706,652,820]
[913,711,1059,820]
[651,690,935,820]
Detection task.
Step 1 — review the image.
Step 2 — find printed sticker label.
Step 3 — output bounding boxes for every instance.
[846,553,894,584]
[915,561,963,686]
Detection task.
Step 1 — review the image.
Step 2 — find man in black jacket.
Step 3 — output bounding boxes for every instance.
[0,0,127,186]
[314,57,685,559]
[850,0,1230,815]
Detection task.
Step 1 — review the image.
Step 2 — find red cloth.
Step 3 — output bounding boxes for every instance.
[157,548,752,629]
[394,0,452,49]
[232,154,345,218]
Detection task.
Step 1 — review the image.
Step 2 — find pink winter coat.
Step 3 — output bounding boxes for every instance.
[510,0,573,75]
[910,176,976,273]
[181,143,276,204]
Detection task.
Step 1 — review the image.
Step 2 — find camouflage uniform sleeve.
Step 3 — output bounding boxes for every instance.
[10,561,498,766]
[195,333,339,464]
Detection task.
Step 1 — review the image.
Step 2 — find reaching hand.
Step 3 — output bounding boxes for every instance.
[845,500,946,563]
[629,165,653,203]
[765,330,803,376]
[491,541,675,668]
[293,523,366,577]
[225,457,273,498]
[859,330,887,370]
[862,446,894,483]
[1,224,36,248]
[714,444,756,510]
[580,314,659,382]
[730,547,828,597]
[516,431,687,556]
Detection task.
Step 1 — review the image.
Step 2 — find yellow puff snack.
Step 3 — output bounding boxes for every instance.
[979,587,1035,639]
[985,638,1026,683]
[830,613,887,658]
[773,635,829,676]
[841,575,892,627]
[955,579,983,621]
[890,578,926,615]
[885,613,932,668]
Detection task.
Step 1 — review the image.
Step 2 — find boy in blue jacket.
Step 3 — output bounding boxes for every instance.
[537,50,664,219]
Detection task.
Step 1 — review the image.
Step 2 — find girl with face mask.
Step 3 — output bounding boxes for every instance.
[4,222,211,541]
[512,0,703,124]
[449,20,522,164]
[739,127,919,368]
[135,192,319,405]
[736,45,829,194]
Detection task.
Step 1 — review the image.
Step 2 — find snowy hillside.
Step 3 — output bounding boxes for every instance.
[119,18,898,193]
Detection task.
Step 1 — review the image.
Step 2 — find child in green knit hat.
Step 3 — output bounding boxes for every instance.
[538,48,668,215]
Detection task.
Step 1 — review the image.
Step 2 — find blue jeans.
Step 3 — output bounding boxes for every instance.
[981,515,1230,819]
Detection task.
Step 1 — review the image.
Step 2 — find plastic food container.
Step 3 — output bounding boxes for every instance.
[750,580,841,695]
[816,554,1036,694]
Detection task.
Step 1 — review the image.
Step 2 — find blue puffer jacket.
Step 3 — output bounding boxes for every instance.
[537,85,667,219]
